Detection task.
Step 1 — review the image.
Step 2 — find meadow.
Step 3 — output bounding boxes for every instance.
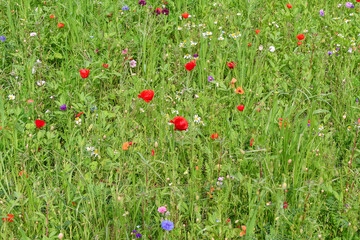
[1,0,360,239]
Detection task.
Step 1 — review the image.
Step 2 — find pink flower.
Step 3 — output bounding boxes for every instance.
[158,206,167,213]
[130,60,137,68]
[122,49,128,54]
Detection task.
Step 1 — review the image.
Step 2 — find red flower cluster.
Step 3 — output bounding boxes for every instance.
[170,117,188,131]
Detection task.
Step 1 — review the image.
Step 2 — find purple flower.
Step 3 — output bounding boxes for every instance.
[208,76,214,82]
[356,98,359,103]
[161,220,174,231]
[193,54,199,58]
[139,0,147,6]
[60,104,67,111]
[0,35,5,42]
[218,177,224,181]
[217,181,223,186]
[319,9,324,16]
[328,51,332,56]
[122,6,129,11]
[132,230,137,233]
[162,9,169,15]
[345,2,354,8]
[136,233,142,238]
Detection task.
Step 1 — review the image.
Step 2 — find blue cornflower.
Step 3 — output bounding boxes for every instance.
[0,35,5,42]
[132,230,137,233]
[135,233,142,238]
[91,105,97,112]
[161,220,174,231]
[122,5,130,11]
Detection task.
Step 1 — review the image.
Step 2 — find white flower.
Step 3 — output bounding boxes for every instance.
[348,47,353,53]
[237,13,241,15]
[75,117,81,125]
[214,21,217,24]
[177,26,182,30]
[91,149,99,157]
[194,115,201,123]
[303,29,308,33]
[337,4,342,7]
[175,95,180,100]
[344,19,351,23]
[206,31,213,36]
[172,110,179,114]
[37,81,46,86]
[350,13,354,16]
[319,125,324,131]
[259,45,264,51]
[45,109,50,113]
[218,26,222,29]
[179,42,185,48]
[30,32,37,37]
[140,108,145,113]
[269,46,275,52]
[218,36,224,40]
[8,95,15,100]
[184,54,191,59]
[190,41,197,46]
[86,147,95,151]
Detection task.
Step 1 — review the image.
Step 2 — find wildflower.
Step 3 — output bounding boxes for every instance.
[79,69,90,78]
[2,214,14,223]
[122,142,133,150]
[286,3,292,8]
[170,116,188,131]
[297,41,302,46]
[259,45,263,51]
[211,133,219,139]
[103,63,109,68]
[182,13,190,19]
[237,105,245,111]
[57,23,64,28]
[162,9,169,15]
[27,99,33,104]
[8,95,15,100]
[77,112,84,117]
[91,149,99,157]
[60,104,67,111]
[269,46,275,52]
[266,201,271,206]
[58,233,64,239]
[255,29,260,34]
[345,2,354,8]
[0,35,5,42]
[50,15,55,19]
[161,220,174,231]
[184,61,196,71]
[130,60,137,68]
[218,36,224,40]
[158,206,167,213]
[184,54,191,59]
[235,87,245,94]
[122,6,129,11]
[75,117,81,125]
[319,9,324,16]
[328,51,332,56]
[194,115,201,123]
[283,201,288,209]
[319,125,324,131]
[140,108,145,113]
[227,61,236,69]
[240,226,246,237]
[30,32,37,37]
[35,119,46,129]
[227,77,237,87]
[208,76,214,82]
[250,138,254,146]
[122,49,128,54]
[135,233,142,238]
[138,90,154,103]
[297,34,305,40]
[138,0,147,6]
[190,41,197,46]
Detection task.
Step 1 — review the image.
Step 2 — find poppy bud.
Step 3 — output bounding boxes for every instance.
[237,105,245,111]
[79,69,90,78]
[255,29,260,34]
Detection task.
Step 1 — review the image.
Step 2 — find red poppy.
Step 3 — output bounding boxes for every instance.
[227,219,231,223]
[76,112,84,118]
[35,119,45,129]
[151,149,155,156]
[2,214,14,223]
[50,15,55,19]
[138,90,154,103]
[297,34,305,40]
[182,13,190,19]
[57,23,64,28]
[237,105,245,111]
[255,29,260,34]
[211,133,219,139]
[227,61,236,69]
[248,43,252,47]
[297,41,302,45]
[72,202,76,206]
[250,138,253,146]
[287,3,292,8]
[170,116,188,131]
[184,61,196,71]
[283,201,288,209]
[103,64,109,68]
[79,69,90,78]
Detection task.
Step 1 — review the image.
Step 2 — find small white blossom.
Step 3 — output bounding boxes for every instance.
[8,95,15,100]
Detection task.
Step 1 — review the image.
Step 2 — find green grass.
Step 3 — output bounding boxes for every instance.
[1,0,360,239]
